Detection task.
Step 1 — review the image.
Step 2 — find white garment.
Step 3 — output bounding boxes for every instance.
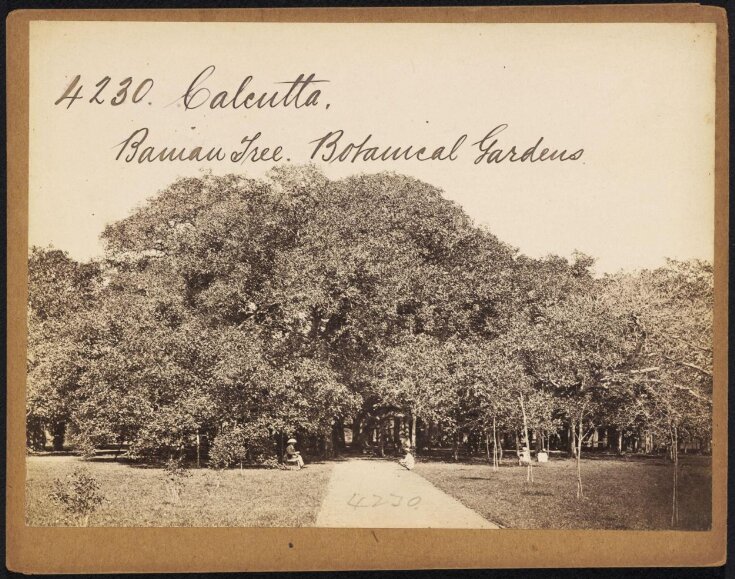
[400,452,415,470]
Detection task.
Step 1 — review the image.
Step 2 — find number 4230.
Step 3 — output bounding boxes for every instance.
[55,75,155,108]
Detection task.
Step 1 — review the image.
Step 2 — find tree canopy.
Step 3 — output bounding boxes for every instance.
[27,167,713,466]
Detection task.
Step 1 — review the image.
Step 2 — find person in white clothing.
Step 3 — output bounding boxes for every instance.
[399,447,415,470]
[284,437,305,468]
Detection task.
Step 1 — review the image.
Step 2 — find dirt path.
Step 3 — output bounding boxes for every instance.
[315,458,498,528]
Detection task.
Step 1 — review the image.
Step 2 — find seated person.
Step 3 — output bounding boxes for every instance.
[398,447,415,470]
[518,446,532,466]
[284,438,305,468]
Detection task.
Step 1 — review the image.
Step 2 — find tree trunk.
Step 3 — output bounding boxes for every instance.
[534,429,542,454]
[492,415,499,471]
[617,431,624,454]
[570,425,577,458]
[576,413,585,499]
[27,419,45,451]
[452,432,459,461]
[196,431,201,468]
[324,433,333,458]
[330,421,342,456]
[377,420,385,457]
[518,393,533,483]
[352,414,363,450]
[671,425,679,527]
[52,421,66,452]
[335,418,347,452]
[418,418,427,454]
[410,411,417,451]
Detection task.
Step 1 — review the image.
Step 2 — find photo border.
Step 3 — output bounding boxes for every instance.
[6,5,729,572]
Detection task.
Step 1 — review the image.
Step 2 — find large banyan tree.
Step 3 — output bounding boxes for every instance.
[27,166,712,469]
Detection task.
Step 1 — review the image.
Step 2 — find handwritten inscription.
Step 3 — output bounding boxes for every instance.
[115,128,283,164]
[54,66,327,111]
[180,66,327,110]
[309,131,467,163]
[54,66,585,165]
[113,126,583,166]
[55,75,155,108]
[347,493,422,509]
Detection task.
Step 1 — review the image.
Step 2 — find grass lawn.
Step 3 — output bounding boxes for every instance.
[26,455,334,527]
[414,454,711,530]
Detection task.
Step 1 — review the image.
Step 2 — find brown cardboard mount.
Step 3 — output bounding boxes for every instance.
[6,5,728,573]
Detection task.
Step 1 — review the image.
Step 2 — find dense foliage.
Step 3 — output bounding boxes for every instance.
[27,167,713,470]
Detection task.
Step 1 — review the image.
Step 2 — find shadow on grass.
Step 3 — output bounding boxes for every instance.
[29,451,352,470]
[416,450,711,465]
[521,488,554,497]
[31,449,710,474]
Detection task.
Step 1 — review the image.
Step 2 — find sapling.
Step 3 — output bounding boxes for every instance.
[163,456,191,504]
[50,467,104,526]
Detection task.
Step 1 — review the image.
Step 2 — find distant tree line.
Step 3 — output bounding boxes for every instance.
[28,167,712,480]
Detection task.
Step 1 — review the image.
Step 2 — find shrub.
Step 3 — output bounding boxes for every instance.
[163,456,191,504]
[208,426,248,469]
[71,434,98,460]
[209,423,276,469]
[49,467,104,526]
[247,434,278,466]
[260,456,281,470]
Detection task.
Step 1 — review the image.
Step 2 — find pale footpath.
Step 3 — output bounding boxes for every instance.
[315,458,498,528]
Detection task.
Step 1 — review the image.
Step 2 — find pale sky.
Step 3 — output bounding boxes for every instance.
[29,21,716,274]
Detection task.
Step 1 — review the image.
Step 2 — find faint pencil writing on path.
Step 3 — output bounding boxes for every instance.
[347,493,422,509]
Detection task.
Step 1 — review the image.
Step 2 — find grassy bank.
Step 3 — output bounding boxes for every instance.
[413,455,711,530]
[26,455,333,527]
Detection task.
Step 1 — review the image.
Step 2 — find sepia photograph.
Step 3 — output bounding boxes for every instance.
[7,7,727,572]
[26,167,713,531]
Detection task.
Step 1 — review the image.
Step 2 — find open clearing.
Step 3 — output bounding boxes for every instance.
[414,455,711,530]
[26,454,710,529]
[26,455,333,527]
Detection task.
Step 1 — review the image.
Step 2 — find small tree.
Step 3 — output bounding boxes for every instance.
[603,260,713,525]
[50,467,104,526]
[556,390,603,499]
[208,424,249,470]
[163,456,191,504]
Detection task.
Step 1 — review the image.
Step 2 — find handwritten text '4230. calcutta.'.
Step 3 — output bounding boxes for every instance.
[53,66,327,110]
